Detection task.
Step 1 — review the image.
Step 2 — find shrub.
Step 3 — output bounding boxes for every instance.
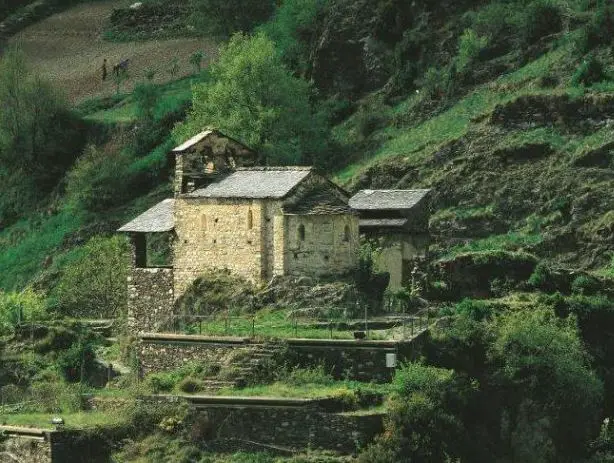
[454,298,493,322]
[178,377,204,393]
[64,143,134,212]
[576,4,614,53]
[260,0,327,74]
[285,365,335,386]
[29,381,81,413]
[571,274,602,295]
[34,326,78,354]
[456,28,488,71]
[55,340,98,383]
[571,55,607,87]
[518,0,563,46]
[52,236,130,319]
[0,288,46,335]
[146,372,179,393]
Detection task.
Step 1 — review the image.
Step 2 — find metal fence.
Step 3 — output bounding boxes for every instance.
[161,307,438,341]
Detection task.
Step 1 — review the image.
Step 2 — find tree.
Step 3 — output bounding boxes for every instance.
[175,32,328,165]
[189,50,205,74]
[0,46,84,224]
[488,309,603,460]
[52,236,130,319]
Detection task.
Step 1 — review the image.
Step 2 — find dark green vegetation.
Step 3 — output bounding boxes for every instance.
[3,0,614,461]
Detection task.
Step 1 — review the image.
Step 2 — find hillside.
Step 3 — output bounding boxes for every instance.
[8,0,216,102]
[2,0,614,461]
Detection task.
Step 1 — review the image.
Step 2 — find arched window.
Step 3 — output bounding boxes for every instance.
[201,214,207,232]
[343,225,351,242]
[247,210,253,230]
[298,224,306,241]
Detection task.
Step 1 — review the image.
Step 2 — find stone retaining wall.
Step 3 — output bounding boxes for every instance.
[136,333,429,382]
[196,406,384,453]
[127,267,174,334]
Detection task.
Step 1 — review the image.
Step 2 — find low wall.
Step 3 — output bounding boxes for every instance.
[128,267,174,334]
[0,427,109,463]
[137,334,249,376]
[197,406,384,453]
[0,427,51,463]
[136,333,429,382]
[286,335,428,382]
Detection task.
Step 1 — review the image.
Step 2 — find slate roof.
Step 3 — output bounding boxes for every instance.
[187,167,312,199]
[349,189,431,211]
[284,188,352,215]
[359,218,408,228]
[118,199,175,233]
[172,129,253,154]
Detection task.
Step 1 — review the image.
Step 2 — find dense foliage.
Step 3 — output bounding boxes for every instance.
[175,32,330,166]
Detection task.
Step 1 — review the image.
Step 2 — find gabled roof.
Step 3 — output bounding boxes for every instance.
[284,187,353,215]
[187,167,312,199]
[349,189,431,211]
[118,199,175,233]
[359,218,408,228]
[171,129,253,154]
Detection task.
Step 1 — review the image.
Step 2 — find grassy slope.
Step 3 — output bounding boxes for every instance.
[8,0,217,103]
[336,37,614,270]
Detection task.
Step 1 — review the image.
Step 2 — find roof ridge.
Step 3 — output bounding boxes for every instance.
[235,166,313,171]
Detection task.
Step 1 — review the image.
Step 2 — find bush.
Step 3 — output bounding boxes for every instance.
[178,377,204,393]
[0,288,46,335]
[284,365,335,386]
[571,55,608,87]
[576,4,614,53]
[260,0,327,74]
[34,326,78,354]
[571,274,602,296]
[55,340,98,383]
[146,372,179,393]
[456,28,488,71]
[29,381,81,413]
[52,236,130,319]
[518,0,563,46]
[64,143,134,212]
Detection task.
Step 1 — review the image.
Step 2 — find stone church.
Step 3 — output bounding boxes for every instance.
[118,130,359,330]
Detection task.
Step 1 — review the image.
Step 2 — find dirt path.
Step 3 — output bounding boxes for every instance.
[9,0,217,103]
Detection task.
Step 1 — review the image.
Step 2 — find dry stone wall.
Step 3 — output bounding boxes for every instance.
[0,435,52,463]
[127,267,174,334]
[137,337,248,375]
[201,407,384,453]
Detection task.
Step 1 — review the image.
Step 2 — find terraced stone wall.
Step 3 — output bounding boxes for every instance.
[127,267,174,334]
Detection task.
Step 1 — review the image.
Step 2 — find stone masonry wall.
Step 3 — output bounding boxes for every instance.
[174,198,283,295]
[1,434,52,463]
[127,267,174,334]
[136,335,427,382]
[137,338,247,375]
[200,407,384,453]
[284,214,359,278]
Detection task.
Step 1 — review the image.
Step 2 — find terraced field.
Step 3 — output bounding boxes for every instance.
[9,0,217,103]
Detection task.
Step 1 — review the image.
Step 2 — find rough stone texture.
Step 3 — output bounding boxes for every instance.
[174,198,275,294]
[284,214,358,278]
[127,267,174,334]
[173,183,359,296]
[0,434,52,463]
[136,335,427,383]
[199,407,384,453]
[286,338,426,383]
[137,338,248,375]
[374,233,429,290]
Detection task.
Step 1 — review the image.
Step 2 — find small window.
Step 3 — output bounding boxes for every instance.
[247,210,253,230]
[201,214,207,231]
[343,225,351,242]
[298,224,306,241]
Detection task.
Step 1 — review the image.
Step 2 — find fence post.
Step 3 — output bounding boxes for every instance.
[199,319,202,335]
[329,321,333,339]
[294,313,298,338]
[411,317,414,336]
[252,315,255,338]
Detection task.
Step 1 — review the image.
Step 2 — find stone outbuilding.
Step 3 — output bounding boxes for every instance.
[118,130,359,332]
[349,189,432,290]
